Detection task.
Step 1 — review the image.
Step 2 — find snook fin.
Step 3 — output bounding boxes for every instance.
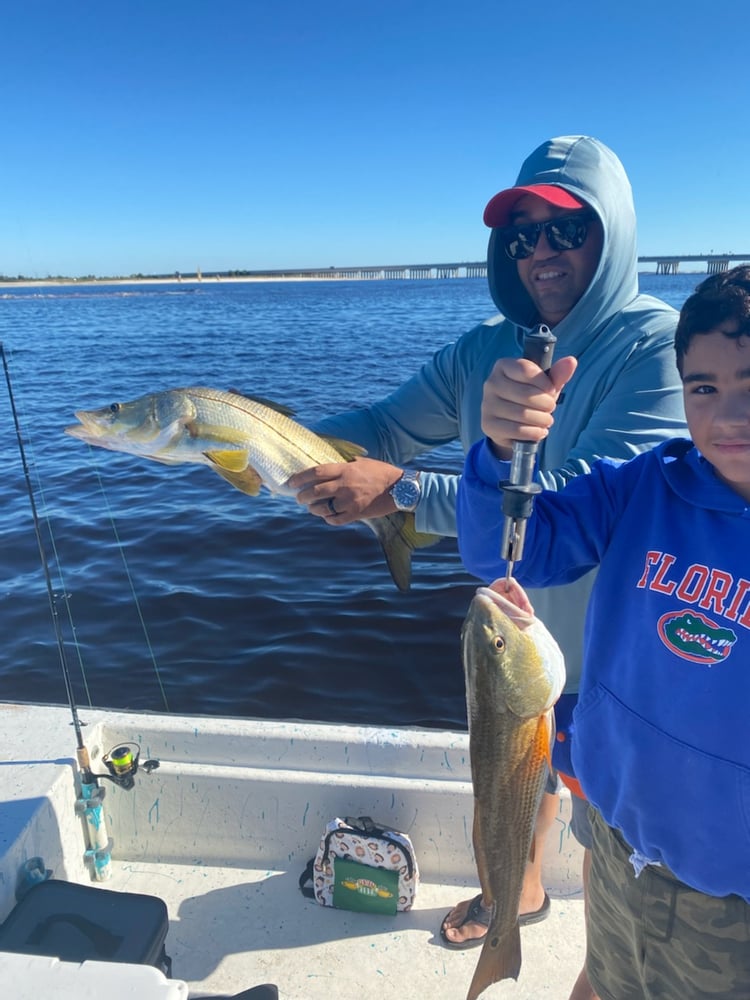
[204,449,249,473]
[365,511,442,592]
[466,923,522,1000]
[321,435,368,462]
[204,451,264,496]
[227,390,296,418]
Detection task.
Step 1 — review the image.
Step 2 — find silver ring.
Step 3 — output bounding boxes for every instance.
[327,498,338,515]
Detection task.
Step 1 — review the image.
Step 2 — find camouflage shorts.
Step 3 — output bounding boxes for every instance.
[587,809,750,999]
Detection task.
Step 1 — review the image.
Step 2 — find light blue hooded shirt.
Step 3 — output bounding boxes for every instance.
[315,135,686,689]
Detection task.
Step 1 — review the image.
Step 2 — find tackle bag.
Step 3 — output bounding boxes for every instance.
[299,815,418,914]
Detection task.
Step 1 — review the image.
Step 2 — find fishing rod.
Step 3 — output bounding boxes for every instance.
[1,344,89,756]
[1,342,158,880]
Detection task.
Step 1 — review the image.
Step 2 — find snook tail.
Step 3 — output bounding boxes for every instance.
[365,511,441,592]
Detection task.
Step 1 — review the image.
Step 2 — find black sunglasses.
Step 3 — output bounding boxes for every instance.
[499,211,597,261]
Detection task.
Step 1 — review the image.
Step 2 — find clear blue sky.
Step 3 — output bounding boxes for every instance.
[3,1,749,278]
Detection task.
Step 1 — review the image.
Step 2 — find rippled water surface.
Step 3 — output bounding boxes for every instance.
[0,273,699,727]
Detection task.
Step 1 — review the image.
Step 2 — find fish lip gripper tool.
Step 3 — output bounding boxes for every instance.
[499,324,556,586]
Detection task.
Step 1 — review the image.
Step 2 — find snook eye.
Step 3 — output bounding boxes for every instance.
[109,403,121,414]
[494,636,505,651]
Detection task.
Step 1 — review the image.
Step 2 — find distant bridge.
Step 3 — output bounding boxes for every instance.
[182,253,750,283]
[194,262,490,281]
[637,254,750,275]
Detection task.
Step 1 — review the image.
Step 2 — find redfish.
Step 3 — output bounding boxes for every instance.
[462,579,565,999]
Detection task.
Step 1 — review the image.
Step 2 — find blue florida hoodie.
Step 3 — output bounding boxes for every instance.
[458,438,750,901]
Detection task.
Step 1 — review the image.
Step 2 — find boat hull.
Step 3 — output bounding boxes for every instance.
[0,703,584,999]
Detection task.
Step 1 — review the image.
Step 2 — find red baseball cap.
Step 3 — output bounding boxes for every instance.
[483,184,586,228]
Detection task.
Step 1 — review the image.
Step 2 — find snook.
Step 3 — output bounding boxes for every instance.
[65,386,438,591]
[461,580,565,1000]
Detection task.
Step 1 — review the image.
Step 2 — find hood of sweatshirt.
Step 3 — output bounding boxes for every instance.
[659,439,750,515]
[486,136,639,352]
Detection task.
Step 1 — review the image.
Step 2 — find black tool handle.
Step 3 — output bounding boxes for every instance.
[498,323,557,570]
[522,323,556,371]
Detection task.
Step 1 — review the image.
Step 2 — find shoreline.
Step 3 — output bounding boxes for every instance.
[0,269,703,291]
[0,275,329,289]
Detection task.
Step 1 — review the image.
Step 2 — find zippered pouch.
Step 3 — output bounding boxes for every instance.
[299,815,419,914]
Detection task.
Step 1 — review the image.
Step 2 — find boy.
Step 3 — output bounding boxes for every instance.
[456,265,750,999]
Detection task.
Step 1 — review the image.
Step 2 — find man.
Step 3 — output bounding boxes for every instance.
[289,135,686,1000]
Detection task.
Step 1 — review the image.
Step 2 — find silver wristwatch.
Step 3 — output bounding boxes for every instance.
[388,469,421,512]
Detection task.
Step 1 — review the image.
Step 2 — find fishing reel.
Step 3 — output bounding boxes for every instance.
[97,742,160,790]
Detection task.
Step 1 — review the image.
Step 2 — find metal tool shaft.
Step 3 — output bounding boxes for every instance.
[500,324,557,584]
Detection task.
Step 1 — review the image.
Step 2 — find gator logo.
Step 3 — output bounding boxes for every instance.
[657,610,737,664]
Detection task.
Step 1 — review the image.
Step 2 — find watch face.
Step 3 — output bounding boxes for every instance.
[391,474,420,511]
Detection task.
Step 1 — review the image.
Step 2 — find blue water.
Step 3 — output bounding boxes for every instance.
[0,273,700,728]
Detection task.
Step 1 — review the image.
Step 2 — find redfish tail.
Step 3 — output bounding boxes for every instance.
[466,923,522,1000]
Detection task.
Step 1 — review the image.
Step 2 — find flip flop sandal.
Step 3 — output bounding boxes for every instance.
[519,890,551,926]
[439,891,551,950]
[439,893,491,950]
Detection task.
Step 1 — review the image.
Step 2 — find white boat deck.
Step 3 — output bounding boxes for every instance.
[0,703,586,1000]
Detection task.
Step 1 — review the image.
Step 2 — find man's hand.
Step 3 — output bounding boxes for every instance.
[288,457,405,524]
[481,355,578,459]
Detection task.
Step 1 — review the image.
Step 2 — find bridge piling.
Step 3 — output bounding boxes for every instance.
[707,259,730,274]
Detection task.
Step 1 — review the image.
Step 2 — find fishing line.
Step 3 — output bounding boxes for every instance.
[2,343,94,705]
[17,397,95,708]
[3,342,161,882]
[85,458,171,712]
[1,341,88,758]
[3,341,170,712]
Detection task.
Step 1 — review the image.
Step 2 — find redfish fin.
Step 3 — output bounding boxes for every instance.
[541,707,556,771]
[466,924,522,1000]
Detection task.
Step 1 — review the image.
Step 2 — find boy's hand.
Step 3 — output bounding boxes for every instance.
[481,355,578,460]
